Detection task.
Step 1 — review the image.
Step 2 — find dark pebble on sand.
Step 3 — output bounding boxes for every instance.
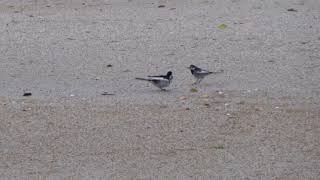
[23,92,32,96]
[101,92,115,96]
[287,8,298,12]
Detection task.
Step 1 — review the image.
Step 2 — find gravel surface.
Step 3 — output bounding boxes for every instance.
[0,0,320,179]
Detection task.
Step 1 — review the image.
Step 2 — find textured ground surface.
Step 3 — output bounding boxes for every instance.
[0,0,320,179]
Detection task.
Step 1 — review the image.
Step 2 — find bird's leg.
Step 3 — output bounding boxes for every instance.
[193,79,199,85]
[197,78,203,84]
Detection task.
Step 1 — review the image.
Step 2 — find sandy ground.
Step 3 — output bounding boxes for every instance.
[0,0,320,179]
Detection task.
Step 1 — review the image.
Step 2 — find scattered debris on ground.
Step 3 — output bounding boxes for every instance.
[190,87,198,93]
[287,8,298,12]
[218,23,228,29]
[101,92,115,96]
[23,92,32,96]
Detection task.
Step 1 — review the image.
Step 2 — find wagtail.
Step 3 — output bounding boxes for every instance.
[187,65,214,85]
[136,71,173,90]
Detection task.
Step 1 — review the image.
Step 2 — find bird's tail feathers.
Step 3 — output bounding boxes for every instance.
[211,69,224,74]
[135,77,151,81]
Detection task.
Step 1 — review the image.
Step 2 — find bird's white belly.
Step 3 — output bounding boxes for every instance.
[152,80,170,88]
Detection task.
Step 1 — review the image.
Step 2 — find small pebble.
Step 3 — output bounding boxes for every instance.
[287,8,298,12]
[158,5,165,8]
[238,101,245,105]
[107,64,113,67]
[23,92,32,96]
[101,92,115,96]
[22,107,32,111]
[255,106,263,111]
[70,94,75,97]
[179,96,187,100]
[201,94,209,98]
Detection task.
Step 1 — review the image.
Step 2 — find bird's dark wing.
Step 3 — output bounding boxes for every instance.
[192,66,202,71]
[150,79,161,84]
[198,69,213,74]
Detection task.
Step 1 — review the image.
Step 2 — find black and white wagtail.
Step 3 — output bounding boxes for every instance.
[187,65,213,85]
[136,71,173,90]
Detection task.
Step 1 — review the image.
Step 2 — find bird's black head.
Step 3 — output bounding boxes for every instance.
[167,71,173,80]
[189,65,198,70]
